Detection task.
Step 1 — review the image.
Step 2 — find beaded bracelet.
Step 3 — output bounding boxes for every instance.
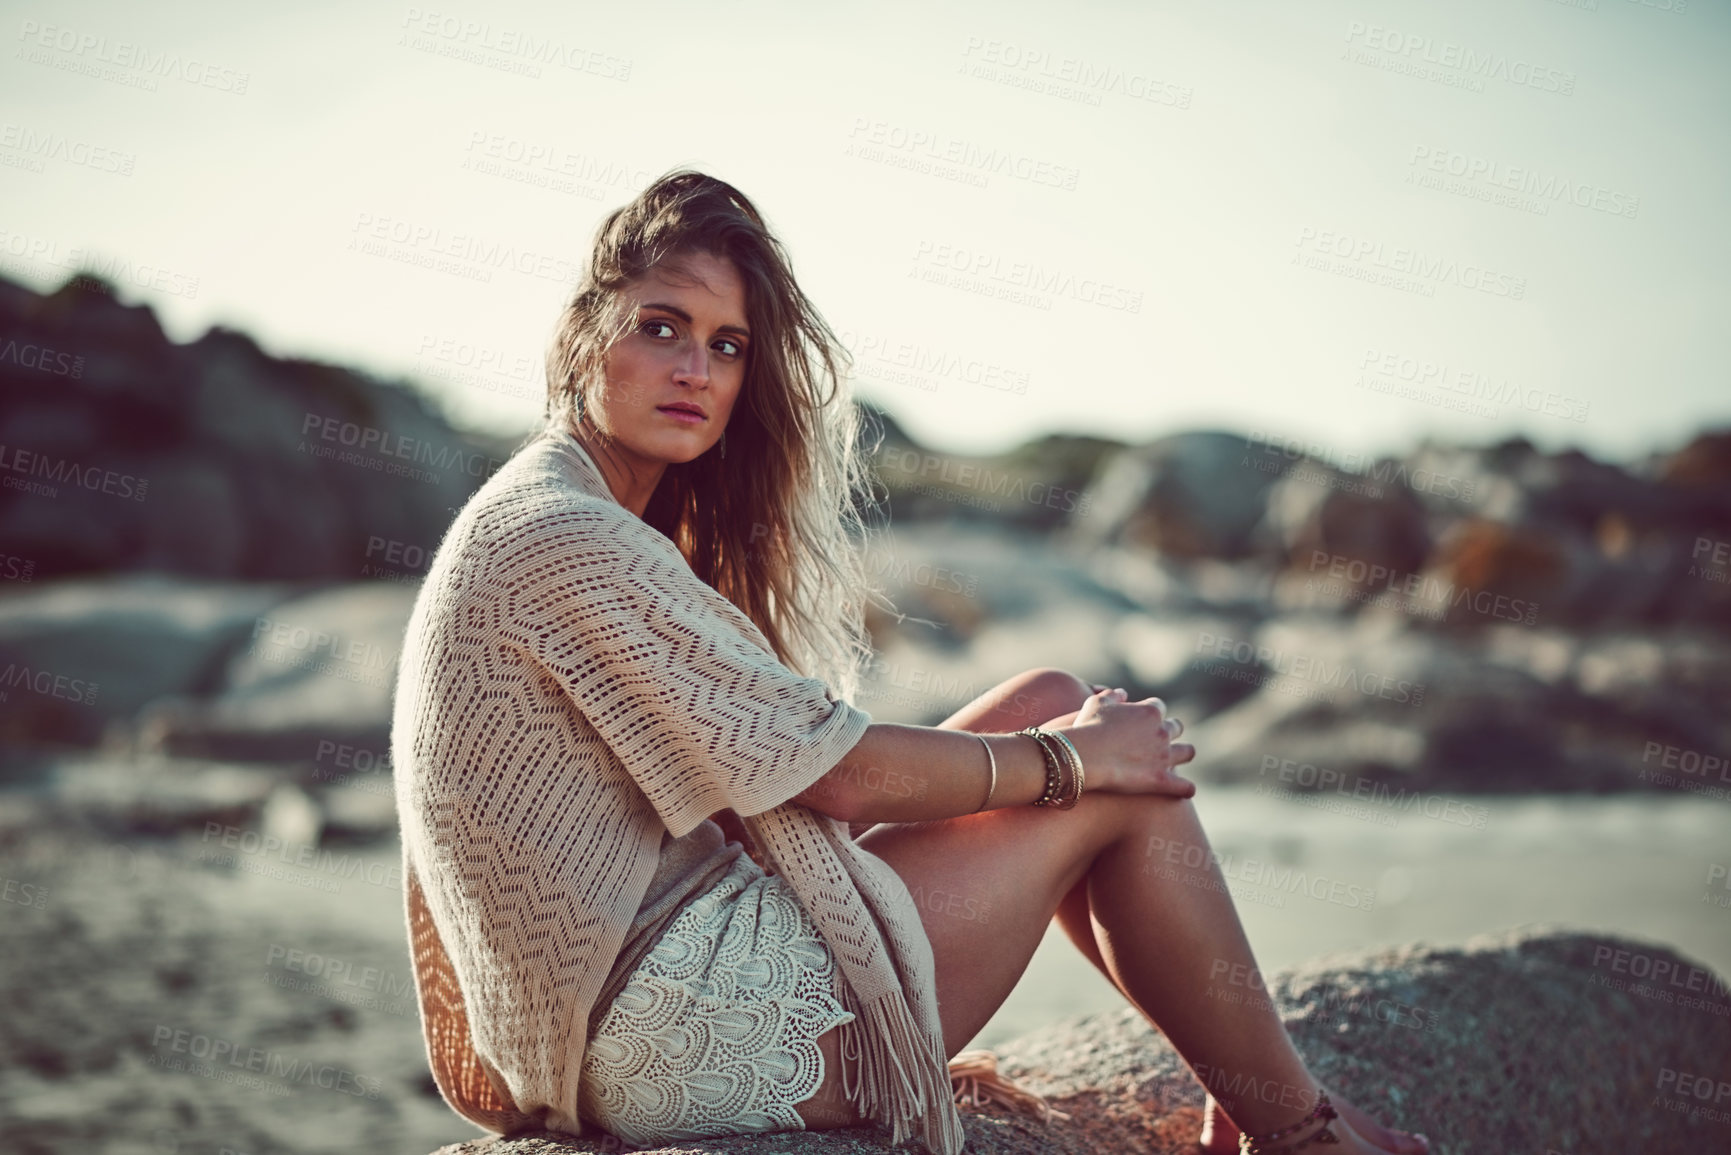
[1046,730,1086,809]
[1017,727,1070,808]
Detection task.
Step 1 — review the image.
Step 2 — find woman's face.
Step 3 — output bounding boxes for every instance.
[590,250,749,471]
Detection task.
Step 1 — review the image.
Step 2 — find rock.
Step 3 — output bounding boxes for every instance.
[1261,464,1431,606]
[1077,432,1290,560]
[141,581,417,763]
[38,753,286,835]
[1182,617,1731,794]
[0,573,295,750]
[423,929,1731,1155]
[0,272,515,582]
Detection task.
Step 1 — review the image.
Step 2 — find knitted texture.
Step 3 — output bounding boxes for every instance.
[392,425,965,1155]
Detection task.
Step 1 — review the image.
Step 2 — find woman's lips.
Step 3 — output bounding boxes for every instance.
[657,407,706,424]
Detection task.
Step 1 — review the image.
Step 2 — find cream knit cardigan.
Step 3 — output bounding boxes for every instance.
[392,426,966,1155]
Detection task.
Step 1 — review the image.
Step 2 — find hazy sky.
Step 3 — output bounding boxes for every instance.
[4,0,1726,464]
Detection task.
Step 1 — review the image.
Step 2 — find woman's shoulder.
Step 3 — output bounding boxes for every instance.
[454,450,661,570]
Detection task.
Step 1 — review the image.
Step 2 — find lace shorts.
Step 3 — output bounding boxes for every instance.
[578,854,856,1146]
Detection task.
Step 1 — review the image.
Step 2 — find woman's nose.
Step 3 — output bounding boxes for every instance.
[673,342,710,385]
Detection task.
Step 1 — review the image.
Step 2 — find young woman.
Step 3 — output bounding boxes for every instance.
[392,169,1430,1155]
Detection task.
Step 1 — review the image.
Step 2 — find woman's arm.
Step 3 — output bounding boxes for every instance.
[796,689,1196,825]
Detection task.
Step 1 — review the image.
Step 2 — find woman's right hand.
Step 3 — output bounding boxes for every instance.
[1061,687,1197,799]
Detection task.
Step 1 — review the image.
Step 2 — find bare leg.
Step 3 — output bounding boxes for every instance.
[796,668,1425,1153]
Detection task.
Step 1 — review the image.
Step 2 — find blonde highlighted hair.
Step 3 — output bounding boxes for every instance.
[539,168,889,703]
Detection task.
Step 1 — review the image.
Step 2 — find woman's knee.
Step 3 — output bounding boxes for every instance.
[1066,788,1207,865]
[1005,666,1093,726]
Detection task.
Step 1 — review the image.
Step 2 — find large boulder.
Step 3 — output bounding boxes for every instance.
[137,581,418,763]
[1076,432,1291,560]
[425,929,1731,1155]
[1179,617,1731,794]
[0,573,295,752]
[0,273,515,582]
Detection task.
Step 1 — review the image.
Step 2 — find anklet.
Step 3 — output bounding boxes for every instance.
[1237,1091,1339,1155]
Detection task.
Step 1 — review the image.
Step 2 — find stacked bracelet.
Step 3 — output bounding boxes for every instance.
[1023,728,1063,806]
[1017,727,1086,809]
[1047,731,1086,809]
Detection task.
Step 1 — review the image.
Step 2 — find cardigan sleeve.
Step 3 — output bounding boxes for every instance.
[494,502,874,839]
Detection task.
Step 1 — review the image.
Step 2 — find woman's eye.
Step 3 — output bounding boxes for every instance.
[642,319,676,339]
[715,337,744,358]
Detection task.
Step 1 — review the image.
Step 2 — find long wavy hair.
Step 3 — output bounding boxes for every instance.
[538,169,889,703]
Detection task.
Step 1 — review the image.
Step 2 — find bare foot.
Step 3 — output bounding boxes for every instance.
[1197,1088,1428,1155]
[1198,1093,1238,1153]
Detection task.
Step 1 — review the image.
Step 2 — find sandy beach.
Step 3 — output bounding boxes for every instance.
[4,780,1723,1155]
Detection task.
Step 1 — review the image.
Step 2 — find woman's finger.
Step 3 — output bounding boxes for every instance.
[1162,717,1184,740]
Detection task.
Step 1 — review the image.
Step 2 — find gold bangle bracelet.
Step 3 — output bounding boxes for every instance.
[973,733,998,813]
[1018,727,1064,806]
[1047,731,1085,809]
